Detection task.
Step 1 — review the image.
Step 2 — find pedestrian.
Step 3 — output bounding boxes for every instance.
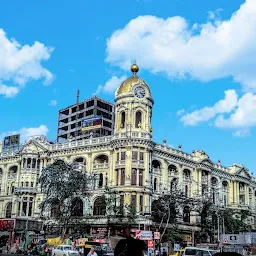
[161,249,167,256]
[114,225,147,256]
[87,247,98,256]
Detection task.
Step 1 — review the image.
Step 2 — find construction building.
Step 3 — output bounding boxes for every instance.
[57,96,115,142]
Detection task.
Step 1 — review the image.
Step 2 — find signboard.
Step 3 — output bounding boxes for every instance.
[0,219,15,230]
[148,240,154,249]
[174,244,180,252]
[221,234,251,245]
[135,230,153,240]
[3,134,20,148]
[183,235,192,242]
[154,232,160,240]
[82,116,102,131]
[148,248,154,256]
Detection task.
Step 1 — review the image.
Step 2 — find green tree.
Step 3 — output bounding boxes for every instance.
[102,186,137,233]
[39,159,96,236]
[151,186,196,242]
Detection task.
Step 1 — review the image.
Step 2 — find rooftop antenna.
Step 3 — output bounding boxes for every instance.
[76,89,80,103]
[75,89,80,140]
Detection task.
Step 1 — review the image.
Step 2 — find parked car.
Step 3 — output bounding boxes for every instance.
[52,245,80,256]
[184,247,220,256]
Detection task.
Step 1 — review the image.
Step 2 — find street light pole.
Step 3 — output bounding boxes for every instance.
[217,214,220,242]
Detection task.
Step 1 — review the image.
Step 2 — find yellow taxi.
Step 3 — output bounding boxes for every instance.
[170,249,184,256]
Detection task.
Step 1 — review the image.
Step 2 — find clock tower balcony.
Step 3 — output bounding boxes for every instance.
[113,131,152,140]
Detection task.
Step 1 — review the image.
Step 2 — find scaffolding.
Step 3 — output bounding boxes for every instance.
[57,93,115,143]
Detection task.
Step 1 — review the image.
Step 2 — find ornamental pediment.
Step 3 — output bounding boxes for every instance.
[236,167,251,179]
[19,136,50,155]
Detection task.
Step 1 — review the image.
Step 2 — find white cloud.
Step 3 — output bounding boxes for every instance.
[215,92,256,128]
[106,0,256,90]
[49,100,57,106]
[0,28,53,97]
[180,90,238,125]
[95,75,127,95]
[233,129,251,137]
[0,125,49,143]
[0,84,19,98]
[180,90,256,136]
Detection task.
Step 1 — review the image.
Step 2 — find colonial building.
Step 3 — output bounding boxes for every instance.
[0,64,256,237]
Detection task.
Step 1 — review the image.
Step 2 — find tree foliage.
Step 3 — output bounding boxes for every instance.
[39,159,96,235]
[102,186,137,228]
[151,186,197,242]
[199,202,252,242]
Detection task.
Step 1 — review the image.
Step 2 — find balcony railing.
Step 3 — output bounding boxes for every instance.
[239,189,245,195]
[115,160,126,166]
[52,136,111,150]
[14,187,37,194]
[183,176,191,183]
[132,160,144,166]
[152,167,161,173]
[93,162,109,169]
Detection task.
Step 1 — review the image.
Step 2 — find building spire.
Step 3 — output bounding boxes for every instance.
[131,62,139,76]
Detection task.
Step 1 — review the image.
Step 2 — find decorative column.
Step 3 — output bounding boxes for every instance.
[125,147,131,186]
[198,169,202,195]
[229,181,234,205]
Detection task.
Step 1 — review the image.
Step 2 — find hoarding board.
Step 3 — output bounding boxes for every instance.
[82,116,102,131]
[3,134,20,148]
[154,232,160,240]
[222,234,251,245]
[0,219,15,230]
[135,230,153,240]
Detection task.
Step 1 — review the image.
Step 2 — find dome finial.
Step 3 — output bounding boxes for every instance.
[131,62,139,76]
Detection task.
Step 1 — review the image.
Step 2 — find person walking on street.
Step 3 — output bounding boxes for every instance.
[87,247,98,256]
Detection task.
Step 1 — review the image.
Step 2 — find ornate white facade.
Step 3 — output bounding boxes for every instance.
[0,64,256,231]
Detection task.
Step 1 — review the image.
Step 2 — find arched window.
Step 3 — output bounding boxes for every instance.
[168,165,177,174]
[121,111,126,128]
[6,202,12,218]
[99,173,103,188]
[211,177,218,188]
[135,111,142,128]
[154,178,157,191]
[93,197,106,216]
[71,198,83,216]
[183,206,190,223]
[8,166,18,179]
[73,157,86,171]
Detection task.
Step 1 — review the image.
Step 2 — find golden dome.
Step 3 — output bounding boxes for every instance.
[116,64,151,96]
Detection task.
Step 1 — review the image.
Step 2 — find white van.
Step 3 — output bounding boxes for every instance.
[184,247,220,256]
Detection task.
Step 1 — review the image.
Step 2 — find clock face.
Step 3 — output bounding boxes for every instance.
[134,85,146,98]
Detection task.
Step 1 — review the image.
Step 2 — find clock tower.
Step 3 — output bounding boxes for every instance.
[112,64,154,218]
[114,63,154,136]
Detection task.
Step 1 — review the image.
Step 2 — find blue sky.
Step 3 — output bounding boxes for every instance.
[1,0,256,172]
